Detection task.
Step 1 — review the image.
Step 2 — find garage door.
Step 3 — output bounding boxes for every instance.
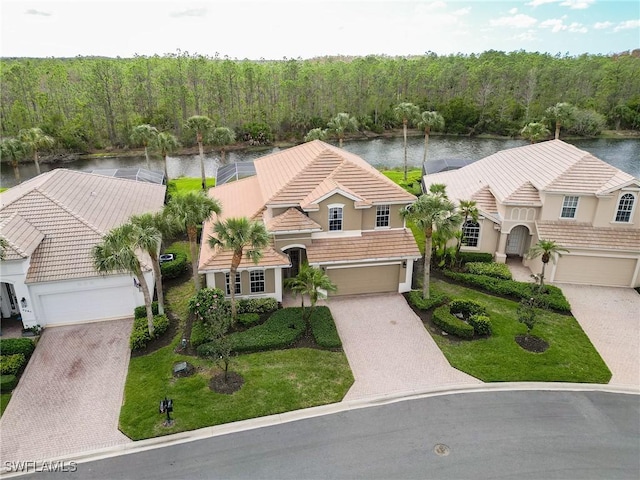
[553,255,637,287]
[327,264,400,296]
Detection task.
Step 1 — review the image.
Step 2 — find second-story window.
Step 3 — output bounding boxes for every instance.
[615,193,635,222]
[328,206,343,231]
[560,196,579,218]
[376,205,390,227]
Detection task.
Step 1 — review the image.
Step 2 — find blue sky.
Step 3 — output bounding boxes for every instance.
[1,0,638,58]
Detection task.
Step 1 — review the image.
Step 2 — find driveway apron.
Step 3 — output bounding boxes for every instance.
[328,294,480,401]
[0,318,133,464]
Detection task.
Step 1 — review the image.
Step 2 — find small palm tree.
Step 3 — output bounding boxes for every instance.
[164,191,221,291]
[545,102,575,140]
[304,128,328,142]
[520,122,550,144]
[208,217,270,322]
[394,102,420,181]
[417,110,444,168]
[327,113,358,148]
[18,127,55,175]
[527,239,569,292]
[130,124,159,170]
[455,199,479,260]
[0,138,26,183]
[152,131,180,181]
[209,126,236,164]
[285,264,337,325]
[185,115,214,190]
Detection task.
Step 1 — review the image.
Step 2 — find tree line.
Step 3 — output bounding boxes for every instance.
[1,50,639,153]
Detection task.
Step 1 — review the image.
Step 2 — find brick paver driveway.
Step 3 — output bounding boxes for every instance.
[329,294,480,401]
[0,318,133,464]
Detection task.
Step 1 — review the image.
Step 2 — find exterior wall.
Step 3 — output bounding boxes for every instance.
[361,204,408,230]
[325,262,402,296]
[540,194,597,223]
[273,232,313,250]
[592,190,640,228]
[308,193,361,232]
[459,217,500,254]
[207,268,282,301]
[550,251,639,288]
[0,258,36,327]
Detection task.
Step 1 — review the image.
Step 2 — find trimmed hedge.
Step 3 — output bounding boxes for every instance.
[407,290,449,311]
[0,338,35,359]
[449,299,487,318]
[237,313,261,327]
[443,271,571,312]
[129,314,171,351]
[237,297,278,315]
[458,252,494,264]
[466,262,512,280]
[228,308,305,353]
[309,307,341,348]
[134,302,159,319]
[190,321,217,348]
[0,354,26,376]
[432,305,474,339]
[0,374,18,392]
[160,250,188,279]
[469,314,492,336]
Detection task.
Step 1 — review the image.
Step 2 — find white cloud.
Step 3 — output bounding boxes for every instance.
[594,21,613,30]
[490,14,537,28]
[25,9,51,16]
[514,30,538,41]
[567,22,587,33]
[526,0,559,7]
[614,19,640,32]
[559,0,594,9]
[170,8,207,18]
[509,8,518,14]
[453,7,471,16]
[540,18,567,32]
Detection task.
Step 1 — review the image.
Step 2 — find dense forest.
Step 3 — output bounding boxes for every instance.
[1,50,639,152]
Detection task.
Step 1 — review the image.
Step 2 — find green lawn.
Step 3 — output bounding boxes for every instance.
[426,279,611,383]
[0,393,11,417]
[168,177,216,193]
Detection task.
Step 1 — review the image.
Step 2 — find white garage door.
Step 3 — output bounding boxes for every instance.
[327,264,400,296]
[554,255,637,287]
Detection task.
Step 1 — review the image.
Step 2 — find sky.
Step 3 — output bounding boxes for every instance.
[1,0,638,59]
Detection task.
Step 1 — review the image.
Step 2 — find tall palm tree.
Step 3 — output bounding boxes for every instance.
[93,223,155,335]
[401,188,462,299]
[185,115,214,190]
[304,128,328,142]
[417,111,444,168]
[394,102,420,181]
[327,113,358,148]
[527,239,569,292]
[208,217,270,322]
[0,138,25,183]
[455,199,479,259]
[130,124,159,170]
[164,191,221,291]
[520,122,550,144]
[209,126,236,164]
[545,102,575,140]
[285,264,337,324]
[153,131,180,181]
[17,127,55,175]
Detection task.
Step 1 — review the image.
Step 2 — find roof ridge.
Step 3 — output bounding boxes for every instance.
[35,188,105,236]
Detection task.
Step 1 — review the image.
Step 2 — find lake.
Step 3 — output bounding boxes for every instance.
[1,136,638,188]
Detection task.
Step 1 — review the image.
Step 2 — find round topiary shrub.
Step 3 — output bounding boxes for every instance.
[469,314,492,336]
[160,251,188,280]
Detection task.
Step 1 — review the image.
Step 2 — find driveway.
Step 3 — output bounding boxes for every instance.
[328,294,480,401]
[0,318,133,464]
[558,284,640,388]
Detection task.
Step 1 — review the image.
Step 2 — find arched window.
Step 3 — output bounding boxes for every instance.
[461,220,480,247]
[615,193,635,223]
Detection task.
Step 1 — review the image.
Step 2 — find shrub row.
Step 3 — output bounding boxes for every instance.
[449,299,487,318]
[0,374,18,392]
[0,338,35,359]
[134,302,159,319]
[160,250,188,280]
[129,314,170,351]
[432,306,474,339]
[407,290,449,311]
[237,313,261,327]
[0,353,26,376]
[190,320,218,348]
[465,262,512,280]
[227,308,305,353]
[458,252,494,264]
[468,314,492,336]
[309,307,342,348]
[443,271,571,312]
[237,297,278,315]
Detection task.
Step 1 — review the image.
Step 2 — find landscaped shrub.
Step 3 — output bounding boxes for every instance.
[134,302,159,319]
[466,262,512,280]
[0,338,35,359]
[228,308,305,353]
[449,299,487,318]
[237,313,261,327]
[237,297,278,315]
[0,354,26,376]
[309,306,341,348]
[190,320,218,348]
[160,250,188,279]
[407,290,449,311]
[152,314,170,337]
[432,306,474,339]
[458,252,494,264]
[188,288,231,323]
[468,314,492,336]
[0,374,18,392]
[129,315,171,351]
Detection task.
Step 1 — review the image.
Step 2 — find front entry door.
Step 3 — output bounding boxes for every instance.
[506,226,528,256]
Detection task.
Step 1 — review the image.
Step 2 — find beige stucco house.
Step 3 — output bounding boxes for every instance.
[423,140,640,288]
[199,140,421,300]
[0,169,166,329]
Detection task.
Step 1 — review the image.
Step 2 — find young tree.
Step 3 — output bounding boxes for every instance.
[17,127,55,176]
[520,122,550,144]
[417,110,444,167]
[0,138,26,183]
[285,264,337,325]
[208,217,270,322]
[327,113,358,148]
[517,296,538,336]
[527,239,569,292]
[152,131,180,181]
[130,124,159,170]
[394,102,420,181]
[209,126,236,164]
[164,191,221,291]
[545,102,575,140]
[185,115,214,190]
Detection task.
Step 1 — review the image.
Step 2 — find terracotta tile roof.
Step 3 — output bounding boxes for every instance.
[471,186,498,214]
[0,169,166,283]
[306,230,420,264]
[545,155,627,194]
[0,213,45,259]
[504,181,542,206]
[536,221,640,251]
[207,176,265,222]
[266,208,321,233]
[198,242,291,271]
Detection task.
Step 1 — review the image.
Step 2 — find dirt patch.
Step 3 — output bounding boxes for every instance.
[515,334,549,353]
[209,371,244,394]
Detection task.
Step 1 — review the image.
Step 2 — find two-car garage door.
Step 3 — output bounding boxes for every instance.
[326,264,400,296]
[553,255,638,287]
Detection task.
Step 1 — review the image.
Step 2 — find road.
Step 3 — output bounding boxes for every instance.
[24,390,640,480]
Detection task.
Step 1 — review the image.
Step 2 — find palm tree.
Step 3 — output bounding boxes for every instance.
[0,237,7,260]
[17,127,55,176]
[152,131,180,181]
[456,199,479,259]
[130,124,159,170]
[417,111,444,168]
[401,188,462,299]
[545,102,575,140]
[209,126,236,164]
[0,138,25,183]
[527,239,569,292]
[185,115,214,190]
[327,113,358,148]
[520,122,550,144]
[394,102,420,181]
[93,223,155,335]
[208,217,270,322]
[304,128,328,142]
[164,191,221,291]
[285,264,337,324]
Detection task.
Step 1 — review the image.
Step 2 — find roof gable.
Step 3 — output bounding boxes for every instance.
[266,208,321,233]
[504,181,541,205]
[0,213,45,259]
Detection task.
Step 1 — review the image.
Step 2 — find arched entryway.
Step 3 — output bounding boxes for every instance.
[282,246,308,279]
[505,225,531,257]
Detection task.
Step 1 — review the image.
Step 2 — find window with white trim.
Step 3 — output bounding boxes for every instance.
[225,272,241,295]
[615,193,635,222]
[249,270,265,293]
[461,220,480,247]
[560,196,579,219]
[376,205,390,227]
[328,206,343,231]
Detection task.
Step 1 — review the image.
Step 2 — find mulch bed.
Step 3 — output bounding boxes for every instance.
[209,371,244,394]
[515,334,549,353]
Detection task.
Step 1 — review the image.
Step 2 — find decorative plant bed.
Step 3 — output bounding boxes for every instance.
[209,371,244,394]
[515,335,549,353]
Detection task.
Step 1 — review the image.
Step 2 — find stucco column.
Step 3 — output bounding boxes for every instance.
[495,231,509,263]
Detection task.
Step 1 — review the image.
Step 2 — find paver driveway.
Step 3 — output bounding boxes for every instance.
[328,294,481,401]
[0,318,133,464]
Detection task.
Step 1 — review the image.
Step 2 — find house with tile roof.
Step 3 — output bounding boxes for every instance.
[0,169,166,329]
[423,139,640,288]
[199,140,421,300]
